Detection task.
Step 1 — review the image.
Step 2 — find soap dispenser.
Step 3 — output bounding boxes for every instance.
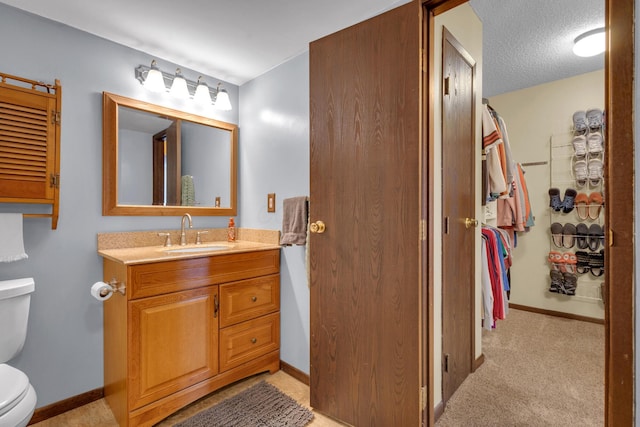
[227,217,236,242]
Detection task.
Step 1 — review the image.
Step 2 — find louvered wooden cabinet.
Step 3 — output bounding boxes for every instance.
[0,72,61,229]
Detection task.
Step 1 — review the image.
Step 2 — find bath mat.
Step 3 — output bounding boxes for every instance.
[175,381,314,427]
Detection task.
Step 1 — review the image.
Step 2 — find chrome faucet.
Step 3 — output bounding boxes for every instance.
[180,213,193,245]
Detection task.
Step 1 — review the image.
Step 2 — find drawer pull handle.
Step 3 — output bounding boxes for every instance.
[251,296,257,302]
[251,338,257,344]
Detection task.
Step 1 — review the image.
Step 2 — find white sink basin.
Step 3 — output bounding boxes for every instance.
[164,244,232,254]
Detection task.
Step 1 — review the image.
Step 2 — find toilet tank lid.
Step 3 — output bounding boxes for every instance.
[0,278,35,300]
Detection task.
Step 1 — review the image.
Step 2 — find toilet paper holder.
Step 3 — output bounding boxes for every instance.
[91,279,126,302]
[108,279,126,296]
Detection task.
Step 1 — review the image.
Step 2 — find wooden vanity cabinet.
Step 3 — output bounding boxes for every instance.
[102,249,280,427]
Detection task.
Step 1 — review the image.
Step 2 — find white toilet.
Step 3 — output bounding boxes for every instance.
[0,278,37,427]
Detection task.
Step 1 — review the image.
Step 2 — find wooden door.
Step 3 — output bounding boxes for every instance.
[440,27,476,403]
[309,3,423,426]
[128,286,218,410]
[152,121,181,206]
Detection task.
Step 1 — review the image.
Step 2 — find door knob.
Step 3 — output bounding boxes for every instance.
[309,220,326,234]
[464,218,479,229]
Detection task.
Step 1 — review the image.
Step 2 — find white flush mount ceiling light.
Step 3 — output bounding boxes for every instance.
[573,27,606,57]
[134,61,232,110]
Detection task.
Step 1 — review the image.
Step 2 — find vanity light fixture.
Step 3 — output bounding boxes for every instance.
[135,60,232,110]
[573,27,606,57]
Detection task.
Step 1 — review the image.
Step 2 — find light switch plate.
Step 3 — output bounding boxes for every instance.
[267,193,276,213]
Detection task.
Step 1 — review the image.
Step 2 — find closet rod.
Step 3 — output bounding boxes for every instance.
[521,161,548,167]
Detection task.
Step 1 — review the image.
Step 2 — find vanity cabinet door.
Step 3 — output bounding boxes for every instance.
[128,286,219,410]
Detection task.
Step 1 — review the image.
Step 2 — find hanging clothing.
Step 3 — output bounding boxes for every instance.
[481,226,512,328]
[482,104,535,233]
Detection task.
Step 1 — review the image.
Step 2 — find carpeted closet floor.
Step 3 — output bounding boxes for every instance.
[436,308,604,426]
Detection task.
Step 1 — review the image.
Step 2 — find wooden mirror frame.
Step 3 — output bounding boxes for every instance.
[102,92,238,216]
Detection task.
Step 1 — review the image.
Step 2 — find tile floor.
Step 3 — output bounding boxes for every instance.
[31,371,346,426]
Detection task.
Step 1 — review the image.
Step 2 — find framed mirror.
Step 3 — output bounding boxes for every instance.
[102,92,237,216]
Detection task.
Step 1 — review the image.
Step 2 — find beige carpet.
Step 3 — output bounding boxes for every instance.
[436,308,604,426]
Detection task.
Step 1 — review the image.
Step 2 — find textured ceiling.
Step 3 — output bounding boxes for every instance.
[0,0,604,94]
[469,0,605,97]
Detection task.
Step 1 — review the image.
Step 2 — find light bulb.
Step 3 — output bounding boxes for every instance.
[214,85,232,111]
[170,68,190,99]
[194,77,213,104]
[143,60,166,93]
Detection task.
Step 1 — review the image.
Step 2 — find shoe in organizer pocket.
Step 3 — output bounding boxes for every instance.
[588,250,604,277]
[572,135,587,157]
[562,272,577,295]
[549,270,563,293]
[550,222,564,248]
[588,191,604,220]
[587,132,603,155]
[586,108,604,131]
[573,110,588,134]
[562,188,577,213]
[562,223,577,248]
[548,188,563,211]
[573,157,588,188]
[575,251,590,274]
[575,223,589,249]
[587,157,603,186]
[574,192,589,220]
[588,224,603,251]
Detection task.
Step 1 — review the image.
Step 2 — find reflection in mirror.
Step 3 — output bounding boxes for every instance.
[103,92,237,216]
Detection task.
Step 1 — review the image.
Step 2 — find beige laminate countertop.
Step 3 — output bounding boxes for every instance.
[98,240,281,265]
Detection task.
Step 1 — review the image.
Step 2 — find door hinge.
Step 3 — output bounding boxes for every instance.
[420,48,426,73]
[50,173,60,189]
[444,354,449,373]
[420,385,427,410]
[420,219,427,241]
[444,217,450,235]
[51,110,61,125]
[444,76,450,96]
[608,228,613,246]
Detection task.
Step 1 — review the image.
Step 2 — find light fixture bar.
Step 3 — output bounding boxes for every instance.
[135,62,232,110]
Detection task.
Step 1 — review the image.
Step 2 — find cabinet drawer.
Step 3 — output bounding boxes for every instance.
[219,274,280,328]
[219,313,280,372]
[128,249,280,299]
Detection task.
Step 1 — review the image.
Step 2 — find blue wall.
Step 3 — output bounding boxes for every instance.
[239,52,311,372]
[0,3,242,406]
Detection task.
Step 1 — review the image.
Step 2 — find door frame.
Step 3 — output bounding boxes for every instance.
[421,0,634,426]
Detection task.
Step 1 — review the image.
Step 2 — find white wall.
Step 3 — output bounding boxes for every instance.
[239,53,311,373]
[490,70,605,319]
[433,3,483,408]
[0,3,238,407]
